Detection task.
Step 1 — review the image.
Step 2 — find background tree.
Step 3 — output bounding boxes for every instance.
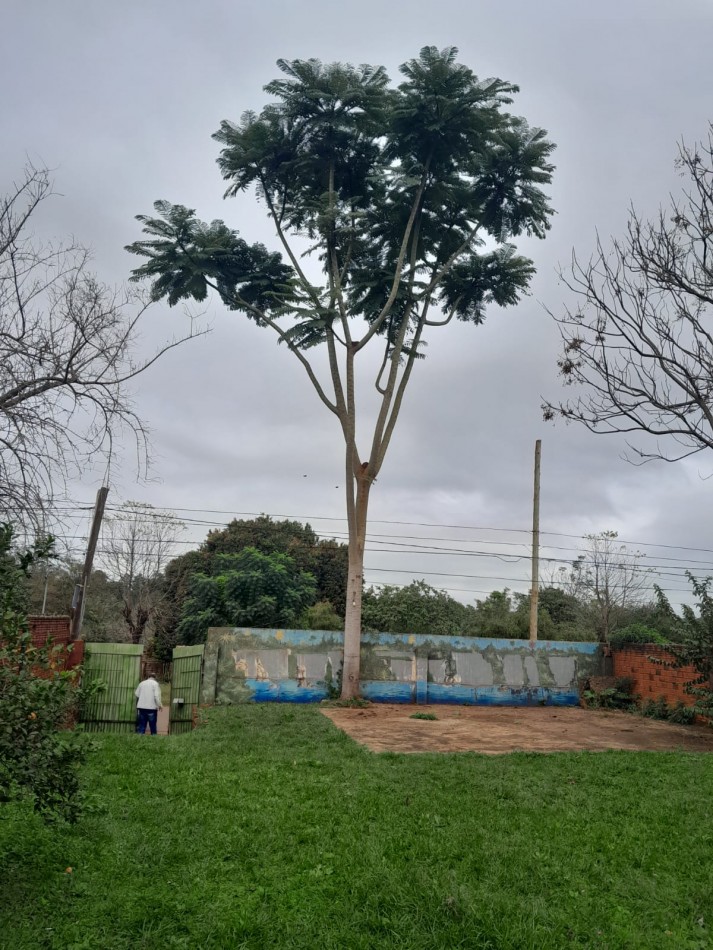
[128,47,555,696]
[544,125,713,464]
[99,502,185,644]
[361,580,475,636]
[300,600,344,631]
[554,531,651,643]
[153,515,347,659]
[0,165,201,533]
[200,516,348,614]
[177,547,316,644]
[25,558,125,641]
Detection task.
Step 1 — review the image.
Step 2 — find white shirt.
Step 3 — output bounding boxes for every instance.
[135,678,162,710]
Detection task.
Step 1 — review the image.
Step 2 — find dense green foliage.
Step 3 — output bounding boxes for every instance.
[362,580,475,636]
[176,547,317,644]
[609,623,669,646]
[127,49,554,339]
[153,516,347,658]
[652,577,713,714]
[0,526,91,822]
[299,599,344,631]
[2,705,713,948]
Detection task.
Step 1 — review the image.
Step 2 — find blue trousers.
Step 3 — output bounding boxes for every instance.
[136,708,158,735]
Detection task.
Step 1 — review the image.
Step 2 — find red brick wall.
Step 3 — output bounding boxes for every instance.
[613,644,699,706]
[28,615,71,648]
[26,616,83,674]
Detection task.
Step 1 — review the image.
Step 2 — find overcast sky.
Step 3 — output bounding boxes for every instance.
[3,0,712,609]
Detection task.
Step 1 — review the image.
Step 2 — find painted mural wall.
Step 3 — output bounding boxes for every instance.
[200,628,603,706]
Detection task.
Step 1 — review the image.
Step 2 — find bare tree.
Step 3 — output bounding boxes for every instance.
[99,502,185,644]
[544,125,713,463]
[0,164,202,531]
[567,531,651,643]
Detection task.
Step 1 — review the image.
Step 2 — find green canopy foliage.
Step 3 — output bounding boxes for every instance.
[652,576,713,713]
[176,547,317,644]
[153,516,347,659]
[362,580,476,636]
[127,48,554,347]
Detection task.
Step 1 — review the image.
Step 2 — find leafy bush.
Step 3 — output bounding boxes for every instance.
[582,677,636,709]
[640,697,670,720]
[0,525,94,822]
[609,623,668,646]
[300,600,343,631]
[177,547,317,644]
[637,697,697,724]
[668,701,697,725]
[410,712,438,720]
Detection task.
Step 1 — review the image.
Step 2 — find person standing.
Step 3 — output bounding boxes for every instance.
[135,672,163,735]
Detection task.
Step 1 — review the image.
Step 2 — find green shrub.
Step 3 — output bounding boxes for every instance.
[0,525,95,822]
[668,701,697,725]
[637,697,697,724]
[583,677,636,709]
[410,712,438,720]
[609,623,667,646]
[640,697,669,720]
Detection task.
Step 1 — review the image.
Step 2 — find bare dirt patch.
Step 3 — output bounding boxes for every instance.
[321,704,713,754]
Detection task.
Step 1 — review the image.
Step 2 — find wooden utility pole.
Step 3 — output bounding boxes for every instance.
[529,440,542,644]
[70,486,109,640]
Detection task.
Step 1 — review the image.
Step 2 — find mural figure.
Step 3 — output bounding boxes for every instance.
[443,652,461,686]
[231,652,248,676]
[296,660,307,688]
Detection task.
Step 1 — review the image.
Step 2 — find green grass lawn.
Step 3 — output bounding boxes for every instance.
[2,705,713,949]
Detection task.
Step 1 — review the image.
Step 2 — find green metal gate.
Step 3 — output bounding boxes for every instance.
[80,643,144,733]
[170,645,204,734]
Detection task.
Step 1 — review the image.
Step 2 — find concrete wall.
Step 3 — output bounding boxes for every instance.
[200,627,604,706]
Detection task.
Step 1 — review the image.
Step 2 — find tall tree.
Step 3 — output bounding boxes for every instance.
[201,516,348,613]
[544,126,713,463]
[127,48,555,696]
[0,165,201,533]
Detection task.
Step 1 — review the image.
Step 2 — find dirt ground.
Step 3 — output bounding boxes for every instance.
[320,704,713,754]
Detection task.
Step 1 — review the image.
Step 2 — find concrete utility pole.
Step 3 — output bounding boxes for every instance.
[70,486,109,640]
[529,440,542,645]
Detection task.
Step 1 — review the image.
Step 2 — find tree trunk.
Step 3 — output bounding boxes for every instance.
[341,475,371,699]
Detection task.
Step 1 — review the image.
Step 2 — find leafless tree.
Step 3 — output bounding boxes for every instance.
[0,164,202,532]
[99,502,185,644]
[544,125,713,464]
[568,531,651,643]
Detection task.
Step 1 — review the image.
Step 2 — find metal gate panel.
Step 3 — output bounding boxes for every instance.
[80,643,144,733]
[170,645,204,734]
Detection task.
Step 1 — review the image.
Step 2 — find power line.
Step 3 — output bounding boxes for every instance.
[47,499,713,558]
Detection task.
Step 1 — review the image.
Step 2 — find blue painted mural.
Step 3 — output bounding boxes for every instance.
[200,628,603,707]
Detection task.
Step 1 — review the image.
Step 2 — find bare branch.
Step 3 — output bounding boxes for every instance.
[545,125,713,464]
[0,167,202,532]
